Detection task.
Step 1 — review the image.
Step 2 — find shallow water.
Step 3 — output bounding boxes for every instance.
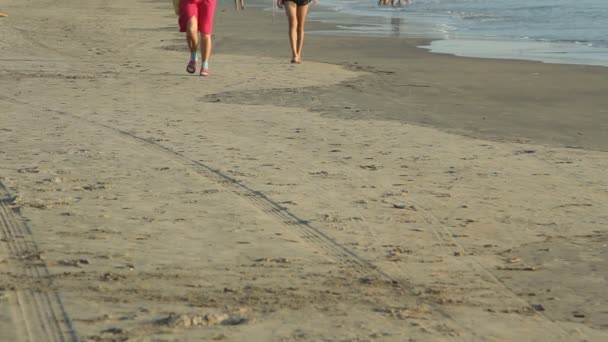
[304,0,608,66]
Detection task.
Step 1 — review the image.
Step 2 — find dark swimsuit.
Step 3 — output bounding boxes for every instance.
[285,0,312,6]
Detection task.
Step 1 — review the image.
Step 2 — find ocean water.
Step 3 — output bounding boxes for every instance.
[306,0,608,66]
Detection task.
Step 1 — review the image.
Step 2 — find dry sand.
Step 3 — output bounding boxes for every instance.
[1,0,607,341]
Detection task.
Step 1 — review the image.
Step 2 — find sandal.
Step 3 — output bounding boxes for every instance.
[200,68,210,77]
[186,60,197,74]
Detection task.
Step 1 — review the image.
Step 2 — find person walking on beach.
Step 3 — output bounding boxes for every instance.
[379,0,411,6]
[235,0,245,11]
[277,0,318,64]
[178,0,217,76]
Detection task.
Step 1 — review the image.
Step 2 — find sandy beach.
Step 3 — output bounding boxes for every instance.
[1,0,607,341]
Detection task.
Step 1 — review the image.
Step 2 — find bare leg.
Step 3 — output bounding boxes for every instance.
[240,0,245,10]
[284,2,299,63]
[295,4,309,63]
[187,17,199,56]
[185,17,199,73]
[200,33,212,64]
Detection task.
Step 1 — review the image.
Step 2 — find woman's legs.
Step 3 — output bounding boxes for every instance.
[295,4,309,63]
[187,16,199,58]
[284,2,299,63]
[185,16,199,73]
[198,0,216,75]
[200,34,212,65]
[284,1,311,63]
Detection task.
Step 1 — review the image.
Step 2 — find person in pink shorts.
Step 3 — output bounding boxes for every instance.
[179,0,217,76]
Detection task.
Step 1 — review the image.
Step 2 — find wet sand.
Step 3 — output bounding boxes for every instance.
[215,4,608,151]
[1,0,607,341]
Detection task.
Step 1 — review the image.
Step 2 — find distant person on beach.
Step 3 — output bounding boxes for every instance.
[235,0,245,11]
[379,0,411,6]
[277,0,318,64]
[178,0,217,76]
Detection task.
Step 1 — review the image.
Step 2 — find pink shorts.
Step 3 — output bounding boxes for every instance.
[179,0,217,35]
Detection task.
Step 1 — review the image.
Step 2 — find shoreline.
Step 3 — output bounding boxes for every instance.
[214,4,608,152]
[420,38,608,69]
[302,1,608,68]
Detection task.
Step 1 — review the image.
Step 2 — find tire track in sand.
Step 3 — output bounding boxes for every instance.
[61,113,489,339]
[0,95,576,340]
[97,121,393,281]
[0,182,78,342]
[43,111,487,334]
[2,95,566,339]
[1,98,389,280]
